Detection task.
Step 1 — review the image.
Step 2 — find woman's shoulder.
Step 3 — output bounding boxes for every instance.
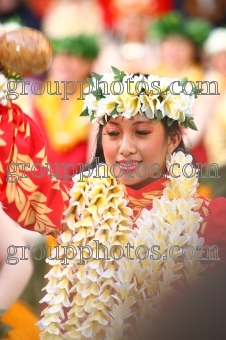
[197,195,226,261]
[197,195,226,218]
[203,196,226,232]
[207,196,226,209]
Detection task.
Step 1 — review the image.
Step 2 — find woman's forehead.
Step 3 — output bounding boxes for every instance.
[108,114,155,124]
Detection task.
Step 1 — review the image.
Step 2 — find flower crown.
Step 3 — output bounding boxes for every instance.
[150,11,212,48]
[50,34,100,60]
[80,67,199,130]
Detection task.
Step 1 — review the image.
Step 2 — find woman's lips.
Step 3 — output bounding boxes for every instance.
[116,160,142,172]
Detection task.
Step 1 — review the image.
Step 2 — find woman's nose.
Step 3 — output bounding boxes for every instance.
[119,134,137,156]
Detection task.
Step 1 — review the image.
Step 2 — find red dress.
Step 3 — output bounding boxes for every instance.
[33,104,88,180]
[0,102,69,235]
[0,102,226,261]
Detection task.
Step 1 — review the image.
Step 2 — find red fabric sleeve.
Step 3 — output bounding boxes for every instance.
[0,102,70,235]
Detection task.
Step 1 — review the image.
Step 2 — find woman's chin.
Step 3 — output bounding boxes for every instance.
[118,174,157,190]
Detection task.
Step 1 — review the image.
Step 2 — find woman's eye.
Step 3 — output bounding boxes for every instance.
[136,130,151,135]
[106,131,120,136]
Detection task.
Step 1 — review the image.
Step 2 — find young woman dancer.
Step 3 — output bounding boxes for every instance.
[0,68,225,339]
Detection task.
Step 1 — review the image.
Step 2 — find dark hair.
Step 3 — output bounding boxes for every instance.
[88,118,187,169]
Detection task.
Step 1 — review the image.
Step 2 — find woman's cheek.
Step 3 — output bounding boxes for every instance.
[103,143,116,165]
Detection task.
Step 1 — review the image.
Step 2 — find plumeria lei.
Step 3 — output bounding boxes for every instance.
[38,151,209,340]
[81,67,199,130]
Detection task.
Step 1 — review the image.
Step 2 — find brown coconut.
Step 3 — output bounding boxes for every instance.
[0,28,53,76]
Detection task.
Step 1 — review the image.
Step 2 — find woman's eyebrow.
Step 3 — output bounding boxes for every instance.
[107,120,154,125]
[132,120,155,125]
[107,121,119,125]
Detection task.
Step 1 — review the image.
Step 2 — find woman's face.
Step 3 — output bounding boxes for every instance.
[102,114,181,189]
[161,36,195,68]
[116,13,147,42]
[48,54,92,82]
[210,51,226,76]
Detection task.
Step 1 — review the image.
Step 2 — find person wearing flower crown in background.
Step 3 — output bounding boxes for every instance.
[149,11,212,166]
[149,11,211,82]
[24,0,103,179]
[1,62,226,339]
[29,34,100,180]
[186,28,226,199]
[93,0,161,75]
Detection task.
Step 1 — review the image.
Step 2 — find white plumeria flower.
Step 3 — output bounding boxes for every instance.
[158,77,172,94]
[121,110,134,119]
[157,93,181,120]
[83,93,99,110]
[100,72,116,88]
[140,93,159,119]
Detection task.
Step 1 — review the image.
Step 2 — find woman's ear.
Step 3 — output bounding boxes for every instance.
[167,131,182,154]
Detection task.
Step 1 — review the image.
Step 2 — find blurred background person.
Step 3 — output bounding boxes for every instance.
[186,28,226,198]
[31,34,100,180]
[149,11,211,81]
[14,0,102,180]
[42,0,103,39]
[38,0,104,168]
[0,0,40,29]
[202,27,226,175]
[93,0,170,74]
[149,11,213,172]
